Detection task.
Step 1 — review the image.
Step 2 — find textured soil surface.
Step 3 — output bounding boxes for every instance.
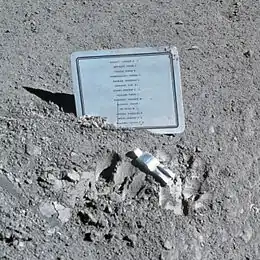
[0,1,260,259]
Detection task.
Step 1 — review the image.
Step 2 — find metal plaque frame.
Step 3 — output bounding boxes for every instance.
[71,46,185,134]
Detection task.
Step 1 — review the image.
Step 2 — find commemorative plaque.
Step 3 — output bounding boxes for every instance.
[71,47,185,134]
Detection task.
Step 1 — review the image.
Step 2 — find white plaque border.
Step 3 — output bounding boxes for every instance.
[71,47,185,134]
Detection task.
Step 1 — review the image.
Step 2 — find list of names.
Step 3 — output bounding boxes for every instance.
[110,58,144,127]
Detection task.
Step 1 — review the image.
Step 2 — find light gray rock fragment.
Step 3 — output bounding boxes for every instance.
[124,234,137,247]
[39,201,71,223]
[240,224,253,243]
[66,170,80,182]
[26,143,41,156]
[53,202,71,223]
[39,202,56,218]
[182,178,201,200]
[47,174,63,191]
[163,240,172,250]
[159,178,182,215]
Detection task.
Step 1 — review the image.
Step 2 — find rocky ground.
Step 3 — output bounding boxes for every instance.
[0,0,259,259]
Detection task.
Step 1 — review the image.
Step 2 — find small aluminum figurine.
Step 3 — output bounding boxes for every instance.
[131,148,175,186]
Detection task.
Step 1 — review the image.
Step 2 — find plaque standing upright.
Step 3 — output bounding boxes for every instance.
[71,47,185,134]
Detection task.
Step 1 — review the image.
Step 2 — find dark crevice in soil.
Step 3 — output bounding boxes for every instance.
[99,153,121,182]
[182,199,189,216]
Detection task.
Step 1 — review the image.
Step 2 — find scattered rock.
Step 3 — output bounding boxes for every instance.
[209,126,215,134]
[163,240,172,250]
[78,210,98,225]
[136,219,145,228]
[39,202,56,218]
[175,20,184,25]
[70,151,81,164]
[114,161,136,186]
[79,115,108,129]
[65,170,80,182]
[84,230,102,242]
[46,227,57,236]
[0,231,14,244]
[124,172,146,199]
[155,150,171,163]
[12,240,19,247]
[195,146,202,152]
[30,21,38,33]
[16,241,25,250]
[182,178,201,200]
[39,201,71,223]
[14,177,21,184]
[104,205,113,214]
[24,178,33,185]
[25,143,41,156]
[194,193,211,211]
[53,202,71,223]
[159,177,182,215]
[37,167,63,191]
[98,215,109,228]
[123,234,137,247]
[188,45,200,51]
[243,50,253,58]
[47,174,63,191]
[109,192,123,203]
[66,176,97,208]
[189,157,202,170]
[160,249,179,260]
[240,224,253,243]
[104,231,114,241]
[104,228,123,241]
[56,256,65,260]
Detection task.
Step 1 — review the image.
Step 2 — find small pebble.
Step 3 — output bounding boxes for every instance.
[84,230,102,242]
[188,45,200,51]
[243,50,253,58]
[78,210,97,225]
[136,219,145,228]
[17,241,25,250]
[163,240,172,250]
[195,146,202,152]
[123,234,137,247]
[39,202,56,218]
[14,178,21,183]
[98,215,108,228]
[13,240,19,247]
[92,121,99,128]
[104,205,113,214]
[57,257,65,260]
[5,231,12,240]
[209,126,215,134]
[46,227,56,236]
[25,179,33,185]
[53,202,71,224]
[241,224,253,243]
[175,20,184,25]
[66,170,80,182]
[109,192,122,203]
[25,144,41,156]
